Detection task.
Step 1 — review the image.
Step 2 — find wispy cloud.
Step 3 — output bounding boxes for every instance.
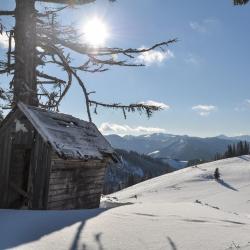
[192,105,217,116]
[185,53,200,65]
[0,33,9,49]
[99,122,166,135]
[235,99,250,112]
[190,18,219,34]
[137,48,174,65]
[190,21,207,33]
[139,100,170,110]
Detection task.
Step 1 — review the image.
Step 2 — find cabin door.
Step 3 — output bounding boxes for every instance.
[7,145,31,208]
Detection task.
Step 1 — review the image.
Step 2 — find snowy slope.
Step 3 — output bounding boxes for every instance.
[1,156,250,250]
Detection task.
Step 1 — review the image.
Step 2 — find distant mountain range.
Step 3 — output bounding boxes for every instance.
[216,134,250,142]
[105,133,249,162]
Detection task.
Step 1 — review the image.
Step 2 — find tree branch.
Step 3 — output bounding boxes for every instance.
[37,71,66,84]
[0,11,15,16]
[89,100,162,119]
[36,0,95,5]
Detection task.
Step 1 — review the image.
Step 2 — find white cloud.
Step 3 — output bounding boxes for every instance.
[190,18,219,34]
[235,99,250,112]
[137,48,174,65]
[185,54,200,65]
[0,33,9,49]
[190,21,207,33]
[139,100,170,110]
[192,105,217,116]
[99,122,166,135]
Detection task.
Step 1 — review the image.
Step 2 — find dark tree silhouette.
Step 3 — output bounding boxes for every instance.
[234,0,249,5]
[215,141,250,160]
[214,168,220,180]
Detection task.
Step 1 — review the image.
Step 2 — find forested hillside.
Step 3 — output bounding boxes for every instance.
[103,149,174,194]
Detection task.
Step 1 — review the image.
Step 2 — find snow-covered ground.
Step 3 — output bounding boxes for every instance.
[1,156,250,250]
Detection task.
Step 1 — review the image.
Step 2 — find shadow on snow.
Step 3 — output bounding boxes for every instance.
[0,208,107,250]
[216,179,238,192]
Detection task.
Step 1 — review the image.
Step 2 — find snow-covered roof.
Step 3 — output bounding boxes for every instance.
[17,103,114,160]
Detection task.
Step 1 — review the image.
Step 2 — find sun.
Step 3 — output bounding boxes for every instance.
[83,17,109,47]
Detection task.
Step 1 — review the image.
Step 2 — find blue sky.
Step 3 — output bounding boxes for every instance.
[1,0,250,137]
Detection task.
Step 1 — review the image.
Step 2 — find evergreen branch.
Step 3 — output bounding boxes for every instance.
[39,42,163,121]
[47,32,177,58]
[89,100,162,119]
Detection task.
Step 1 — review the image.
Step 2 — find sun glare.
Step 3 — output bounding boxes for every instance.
[83,17,109,47]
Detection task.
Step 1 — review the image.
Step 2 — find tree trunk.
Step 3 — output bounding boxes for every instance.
[13,0,38,106]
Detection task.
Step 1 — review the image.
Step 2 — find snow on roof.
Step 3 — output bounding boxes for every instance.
[18,103,114,160]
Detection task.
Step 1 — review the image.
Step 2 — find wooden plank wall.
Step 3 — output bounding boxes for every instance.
[0,110,23,207]
[0,131,12,207]
[7,145,31,208]
[0,111,35,208]
[47,156,110,209]
[0,112,52,209]
[28,133,51,209]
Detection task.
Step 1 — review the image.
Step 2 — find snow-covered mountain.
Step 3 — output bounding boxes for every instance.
[2,156,250,250]
[106,133,237,161]
[216,134,250,142]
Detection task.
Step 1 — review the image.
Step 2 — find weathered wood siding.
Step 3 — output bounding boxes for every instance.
[0,110,34,208]
[28,133,51,209]
[7,116,34,208]
[0,131,12,207]
[47,155,110,209]
[7,145,31,208]
[0,109,51,209]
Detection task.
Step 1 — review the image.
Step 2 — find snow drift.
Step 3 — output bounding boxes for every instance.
[1,156,250,249]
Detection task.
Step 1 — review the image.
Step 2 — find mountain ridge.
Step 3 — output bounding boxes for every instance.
[105,133,247,161]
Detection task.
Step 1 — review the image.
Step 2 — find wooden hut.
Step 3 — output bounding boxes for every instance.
[0,103,115,210]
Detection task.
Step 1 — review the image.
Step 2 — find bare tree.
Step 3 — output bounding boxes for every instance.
[0,0,176,122]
